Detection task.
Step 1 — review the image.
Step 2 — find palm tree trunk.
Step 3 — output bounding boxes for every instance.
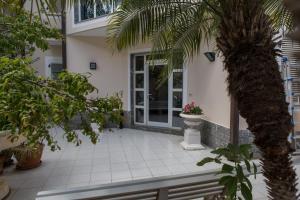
[216,0,298,199]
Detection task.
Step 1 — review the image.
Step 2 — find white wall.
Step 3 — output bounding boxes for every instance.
[186,45,248,129]
[21,1,63,77]
[186,50,231,128]
[66,36,129,110]
[32,45,62,77]
[66,36,249,129]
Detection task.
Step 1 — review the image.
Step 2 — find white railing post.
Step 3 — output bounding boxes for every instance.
[93,0,96,18]
[78,0,81,22]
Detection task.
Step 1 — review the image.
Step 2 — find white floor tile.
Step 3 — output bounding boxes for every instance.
[130,168,152,178]
[111,162,129,171]
[91,172,111,182]
[111,178,133,183]
[10,188,41,200]
[44,175,70,188]
[67,182,90,189]
[51,166,73,177]
[149,166,171,177]
[145,160,165,167]
[128,161,148,169]
[3,128,265,200]
[111,170,132,180]
[90,179,112,185]
[68,173,91,184]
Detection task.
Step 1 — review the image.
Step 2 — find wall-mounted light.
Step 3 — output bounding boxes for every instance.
[204,52,216,62]
[90,62,97,70]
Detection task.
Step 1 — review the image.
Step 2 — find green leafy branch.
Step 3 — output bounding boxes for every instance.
[0,57,123,151]
[197,144,258,200]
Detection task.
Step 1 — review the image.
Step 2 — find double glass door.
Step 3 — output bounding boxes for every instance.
[133,54,184,128]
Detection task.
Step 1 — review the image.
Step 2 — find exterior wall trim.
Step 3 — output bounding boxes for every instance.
[127,48,152,112]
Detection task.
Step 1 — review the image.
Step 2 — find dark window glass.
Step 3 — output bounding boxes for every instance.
[135,91,144,106]
[96,0,111,16]
[148,65,168,123]
[74,1,79,23]
[76,0,121,23]
[173,111,183,127]
[80,0,95,21]
[135,109,144,123]
[135,56,144,71]
[173,92,183,108]
[135,74,144,88]
[173,72,183,89]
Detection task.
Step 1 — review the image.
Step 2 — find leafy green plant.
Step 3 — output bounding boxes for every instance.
[0,57,123,151]
[0,10,61,58]
[0,115,11,132]
[0,5,123,151]
[197,144,258,200]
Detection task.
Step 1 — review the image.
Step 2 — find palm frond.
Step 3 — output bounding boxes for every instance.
[263,0,293,31]
[108,0,219,78]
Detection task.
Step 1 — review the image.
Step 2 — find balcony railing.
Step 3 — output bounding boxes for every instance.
[74,0,121,24]
[42,13,62,30]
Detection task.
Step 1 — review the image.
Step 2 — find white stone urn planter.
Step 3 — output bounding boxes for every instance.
[0,130,26,151]
[0,130,26,200]
[180,113,205,150]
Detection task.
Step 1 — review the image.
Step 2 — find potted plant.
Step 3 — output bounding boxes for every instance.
[13,143,44,170]
[180,102,204,150]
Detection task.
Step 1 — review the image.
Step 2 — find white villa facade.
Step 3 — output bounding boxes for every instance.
[31,1,251,148]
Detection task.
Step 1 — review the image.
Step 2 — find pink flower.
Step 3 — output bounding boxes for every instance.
[183,104,191,113]
[191,101,195,108]
[183,102,202,115]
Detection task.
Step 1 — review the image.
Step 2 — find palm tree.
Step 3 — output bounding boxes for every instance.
[108,0,298,199]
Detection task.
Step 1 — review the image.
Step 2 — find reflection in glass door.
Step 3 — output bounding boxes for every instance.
[148,65,169,125]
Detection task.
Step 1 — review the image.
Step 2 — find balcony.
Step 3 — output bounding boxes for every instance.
[74,0,120,24]
[41,13,63,46]
[67,0,120,36]
[42,13,61,29]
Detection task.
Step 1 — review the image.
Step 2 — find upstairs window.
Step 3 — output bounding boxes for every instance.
[74,0,121,23]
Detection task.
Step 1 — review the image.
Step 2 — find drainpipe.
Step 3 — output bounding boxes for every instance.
[61,1,67,69]
[230,96,239,145]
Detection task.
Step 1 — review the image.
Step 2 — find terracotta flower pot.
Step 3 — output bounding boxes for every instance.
[14,143,44,170]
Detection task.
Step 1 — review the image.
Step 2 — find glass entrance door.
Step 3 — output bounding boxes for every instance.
[148,64,169,125]
[133,54,183,128]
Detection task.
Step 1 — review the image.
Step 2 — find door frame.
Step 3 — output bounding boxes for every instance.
[130,50,188,128]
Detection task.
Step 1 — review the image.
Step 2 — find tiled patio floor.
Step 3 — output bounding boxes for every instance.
[2,128,220,200]
[2,128,300,200]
